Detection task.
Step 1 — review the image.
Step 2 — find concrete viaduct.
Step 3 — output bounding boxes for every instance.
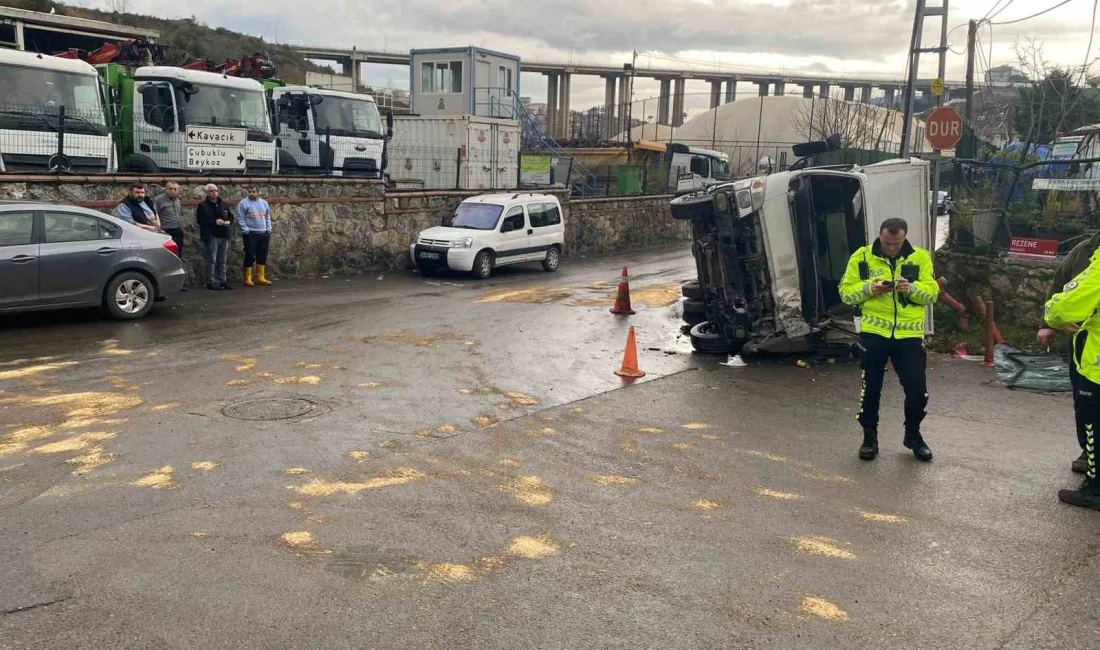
[292,46,965,139]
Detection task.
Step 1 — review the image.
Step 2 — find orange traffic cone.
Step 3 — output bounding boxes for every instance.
[615,326,646,379]
[610,265,636,315]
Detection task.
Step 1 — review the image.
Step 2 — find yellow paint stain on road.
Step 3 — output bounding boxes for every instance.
[671,442,694,450]
[620,440,638,455]
[524,427,555,438]
[273,375,321,385]
[151,403,181,412]
[132,465,176,490]
[509,535,560,559]
[747,450,788,462]
[682,422,711,430]
[296,362,323,369]
[694,499,722,511]
[100,346,133,357]
[5,425,57,444]
[629,283,681,308]
[457,388,473,395]
[262,345,279,351]
[348,451,371,462]
[437,424,457,434]
[472,414,499,427]
[379,440,397,450]
[0,361,79,382]
[279,531,331,554]
[6,391,143,419]
[638,427,663,434]
[287,501,305,510]
[790,536,857,561]
[475,286,574,304]
[858,511,907,524]
[66,446,118,476]
[33,432,117,454]
[476,555,508,570]
[360,382,382,388]
[290,468,425,496]
[0,442,28,458]
[498,458,519,467]
[220,355,258,372]
[505,392,539,406]
[226,379,252,387]
[752,486,802,501]
[191,532,209,538]
[571,407,585,415]
[426,562,476,582]
[283,468,309,476]
[191,461,219,472]
[501,475,553,506]
[592,474,640,486]
[800,596,849,622]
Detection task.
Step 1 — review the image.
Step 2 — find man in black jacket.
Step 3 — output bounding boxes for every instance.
[195,183,234,290]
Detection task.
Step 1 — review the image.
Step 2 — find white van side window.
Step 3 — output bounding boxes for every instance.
[501,206,525,231]
[530,202,561,228]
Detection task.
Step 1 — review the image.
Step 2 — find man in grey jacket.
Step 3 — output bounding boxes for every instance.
[153,182,187,290]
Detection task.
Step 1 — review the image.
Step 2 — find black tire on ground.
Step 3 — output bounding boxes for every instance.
[124,155,160,173]
[690,321,741,355]
[670,190,714,221]
[683,298,706,315]
[472,250,493,279]
[682,280,703,300]
[104,271,156,320]
[682,311,706,327]
[542,246,561,272]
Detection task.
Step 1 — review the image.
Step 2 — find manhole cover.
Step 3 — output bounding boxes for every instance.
[222,397,319,421]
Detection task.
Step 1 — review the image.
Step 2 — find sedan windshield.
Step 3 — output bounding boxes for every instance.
[313,96,383,138]
[180,83,271,136]
[0,64,107,135]
[450,203,502,230]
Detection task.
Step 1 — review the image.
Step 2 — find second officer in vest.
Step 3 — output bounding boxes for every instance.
[839,218,940,462]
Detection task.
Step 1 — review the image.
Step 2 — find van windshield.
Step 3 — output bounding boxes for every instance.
[451,203,503,230]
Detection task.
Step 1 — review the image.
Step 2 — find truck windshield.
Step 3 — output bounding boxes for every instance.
[451,203,503,230]
[313,96,384,138]
[711,157,731,180]
[0,64,107,136]
[180,84,271,137]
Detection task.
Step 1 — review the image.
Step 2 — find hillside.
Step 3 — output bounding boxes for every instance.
[1,0,328,83]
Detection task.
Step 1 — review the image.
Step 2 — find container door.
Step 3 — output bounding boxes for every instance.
[468,121,492,190]
[497,123,519,189]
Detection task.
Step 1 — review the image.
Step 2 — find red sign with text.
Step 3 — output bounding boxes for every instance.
[1008,237,1058,261]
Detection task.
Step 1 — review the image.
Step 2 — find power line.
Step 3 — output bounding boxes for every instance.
[983,0,1012,21]
[1081,0,1099,82]
[990,0,1078,26]
[987,0,1018,22]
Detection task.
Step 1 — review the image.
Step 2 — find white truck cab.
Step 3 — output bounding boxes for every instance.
[0,48,115,173]
[411,192,565,279]
[668,143,731,193]
[271,85,390,177]
[128,66,276,174]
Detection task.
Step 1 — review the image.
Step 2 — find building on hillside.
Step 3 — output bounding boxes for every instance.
[0,6,158,53]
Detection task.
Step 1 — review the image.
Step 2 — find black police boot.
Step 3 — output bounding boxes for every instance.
[1058,477,1100,510]
[858,428,879,460]
[903,430,933,462]
[1072,451,1088,474]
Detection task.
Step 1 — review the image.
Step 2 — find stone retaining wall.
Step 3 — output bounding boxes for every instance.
[934,247,1057,328]
[0,176,682,283]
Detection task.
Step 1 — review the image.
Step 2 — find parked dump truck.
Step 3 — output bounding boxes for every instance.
[672,136,933,356]
[267,84,391,177]
[0,47,115,173]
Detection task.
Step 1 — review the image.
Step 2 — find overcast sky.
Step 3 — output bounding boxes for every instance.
[73,0,1100,116]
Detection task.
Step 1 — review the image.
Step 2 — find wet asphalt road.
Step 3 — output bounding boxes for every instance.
[1,246,1098,649]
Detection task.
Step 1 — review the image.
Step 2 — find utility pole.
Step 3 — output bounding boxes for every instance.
[625,50,637,162]
[963,19,978,159]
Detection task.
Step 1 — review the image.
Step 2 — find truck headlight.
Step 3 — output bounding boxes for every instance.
[451,237,473,249]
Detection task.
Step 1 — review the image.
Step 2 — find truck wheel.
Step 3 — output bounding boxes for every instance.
[682,281,703,300]
[125,155,160,173]
[683,311,706,327]
[689,321,740,355]
[472,251,493,279]
[683,298,705,315]
[670,190,714,221]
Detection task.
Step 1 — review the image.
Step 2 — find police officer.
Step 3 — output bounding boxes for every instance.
[839,218,940,462]
[1044,248,1100,510]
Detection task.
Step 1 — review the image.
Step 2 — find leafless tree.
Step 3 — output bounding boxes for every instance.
[106,0,130,12]
[791,97,902,154]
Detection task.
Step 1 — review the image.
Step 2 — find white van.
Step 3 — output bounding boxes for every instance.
[411,193,565,279]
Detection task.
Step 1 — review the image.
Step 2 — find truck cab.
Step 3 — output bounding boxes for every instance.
[668,144,731,193]
[269,85,391,177]
[102,64,277,174]
[0,48,115,173]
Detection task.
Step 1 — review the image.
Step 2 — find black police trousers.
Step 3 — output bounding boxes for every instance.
[857,333,928,435]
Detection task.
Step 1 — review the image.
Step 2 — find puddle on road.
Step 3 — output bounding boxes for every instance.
[475,281,682,309]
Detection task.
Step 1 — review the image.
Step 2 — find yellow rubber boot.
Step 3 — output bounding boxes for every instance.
[243,266,254,287]
[256,264,272,285]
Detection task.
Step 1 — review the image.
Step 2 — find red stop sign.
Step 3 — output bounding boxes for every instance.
[925,106,964,150]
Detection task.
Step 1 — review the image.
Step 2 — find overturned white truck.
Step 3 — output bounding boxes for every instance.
[673,138,934,356]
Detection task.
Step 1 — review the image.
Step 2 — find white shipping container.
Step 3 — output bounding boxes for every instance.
[388,115,520,190]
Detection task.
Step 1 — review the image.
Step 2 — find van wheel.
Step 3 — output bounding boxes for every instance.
[472,251,493,279]
[690,321,740,355]
[682,281,703,300]
[542,247,561,272]
[105,272,155,320]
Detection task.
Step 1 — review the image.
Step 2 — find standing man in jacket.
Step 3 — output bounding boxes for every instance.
[236,186,273,287]
[114,184,160,233]
[1037,231,1100,474]
[839,218,941,462]
[1044,248,1100,510]
[195,183,234,291]
[154,182,186,290]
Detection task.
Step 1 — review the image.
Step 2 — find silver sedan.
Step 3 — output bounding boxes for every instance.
[0,200,186,320]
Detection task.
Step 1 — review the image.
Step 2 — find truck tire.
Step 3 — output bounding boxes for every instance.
[689,321,740,355]
[683,298,705,315]
[670,190,713,221]
[125,155,160,173]
[682,281,703,300]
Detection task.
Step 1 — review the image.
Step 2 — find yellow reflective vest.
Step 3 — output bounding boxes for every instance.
[1045,248,1100,384]
[838,240,939,339]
